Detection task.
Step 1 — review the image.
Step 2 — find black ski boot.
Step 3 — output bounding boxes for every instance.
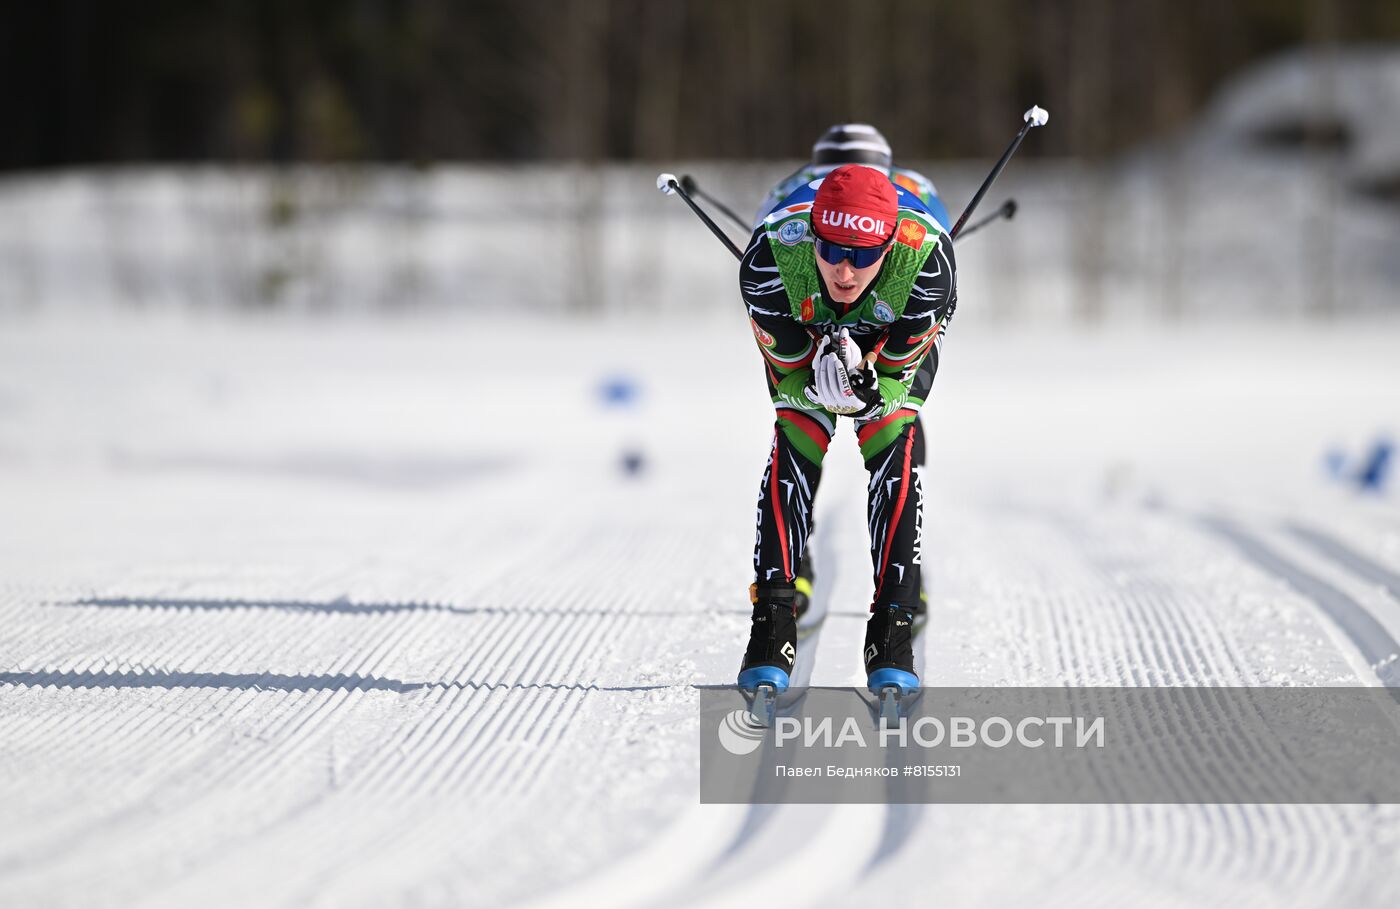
[864,603,918,696]
[738,584,798,692]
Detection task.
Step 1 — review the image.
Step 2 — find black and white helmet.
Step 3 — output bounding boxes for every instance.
[811,123,892,170]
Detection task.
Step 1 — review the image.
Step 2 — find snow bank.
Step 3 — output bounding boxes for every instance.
[0,51,1396,322]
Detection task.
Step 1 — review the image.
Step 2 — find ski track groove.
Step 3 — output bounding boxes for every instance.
[462,637,594,793]
[401,655,556,796]
[0,587,456,898]
[440,623,608,797]
[604,491,852,909]
[1289,522,1400,602]
[916,509,1334,906]
[0,686,267,894]
[1268,523,1400,662]
[437,687,553,796]
[1012,521,1148,890]
[323,531,651,803]
[243,533,681,901]
[1064,521,1254,885]
[1200,515,1400,681]
[349,686,463,794]
[428,539,675,803]
[0,599,281,820]
[69,598,433,896]
[0,687,211,865]
[1043,508,1356,903]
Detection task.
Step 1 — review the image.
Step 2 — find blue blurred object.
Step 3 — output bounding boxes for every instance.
[1325,437,1393,493]
[597,375,646,477]
[1357,438,1392,492]
[1323,447,1347,479]
[598,374,641,408]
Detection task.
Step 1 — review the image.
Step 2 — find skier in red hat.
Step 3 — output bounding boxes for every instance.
[737,163,957,699]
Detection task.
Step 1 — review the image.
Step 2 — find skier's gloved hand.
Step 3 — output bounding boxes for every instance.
[801,337,845,411]
[804,337,875,415]
[836,328,883,418]
[846,362,883,419]
[833,327,862,373]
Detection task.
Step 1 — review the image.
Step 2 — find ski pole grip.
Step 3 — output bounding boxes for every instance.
[1024,105,1050,128]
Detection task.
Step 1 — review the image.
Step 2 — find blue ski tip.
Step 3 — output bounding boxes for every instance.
[738,666,791,692]
[867,668,918,697]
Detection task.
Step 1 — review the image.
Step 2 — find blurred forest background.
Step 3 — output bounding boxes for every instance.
[1,0,1398,319]
[5,0,1398,168]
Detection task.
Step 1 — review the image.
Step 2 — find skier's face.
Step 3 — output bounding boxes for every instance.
[815,246,890,304]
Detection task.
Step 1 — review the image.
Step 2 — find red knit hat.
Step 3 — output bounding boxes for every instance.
[811,164,898,247]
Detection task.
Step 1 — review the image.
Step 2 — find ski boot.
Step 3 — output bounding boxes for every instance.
[737,583,798,726]
[864,603,919,726]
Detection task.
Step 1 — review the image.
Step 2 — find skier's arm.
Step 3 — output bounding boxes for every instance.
[866,232,957,416]
[739,230,819,409]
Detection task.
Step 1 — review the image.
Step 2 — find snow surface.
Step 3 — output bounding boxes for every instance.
[2,312,1400,907]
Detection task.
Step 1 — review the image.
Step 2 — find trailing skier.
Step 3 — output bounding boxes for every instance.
[752,123,952,231]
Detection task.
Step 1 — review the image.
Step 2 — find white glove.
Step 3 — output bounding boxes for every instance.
[803,330,881,416]
[832,327,862,373]
[804,336,864,414]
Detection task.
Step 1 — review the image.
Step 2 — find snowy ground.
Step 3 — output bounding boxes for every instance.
[2,312,1400,907]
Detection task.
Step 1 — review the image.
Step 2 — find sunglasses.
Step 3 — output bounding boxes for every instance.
[814,235,893,268]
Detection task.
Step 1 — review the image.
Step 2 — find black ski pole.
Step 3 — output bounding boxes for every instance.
[949,105,1048,240]
[953,198,1018,240]
[679,174,751,235]
[656,172,743,261]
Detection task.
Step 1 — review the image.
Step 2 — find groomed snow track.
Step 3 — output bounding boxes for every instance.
[2,317,1399,907]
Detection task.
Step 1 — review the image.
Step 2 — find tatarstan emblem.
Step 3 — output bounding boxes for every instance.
[896,219,927,249]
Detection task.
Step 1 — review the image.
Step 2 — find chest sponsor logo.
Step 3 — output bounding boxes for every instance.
[777,220,807,245]
[872,300,895,323]
[896,219,927,249]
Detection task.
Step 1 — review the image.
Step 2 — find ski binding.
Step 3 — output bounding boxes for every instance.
[746,683,778,727]
[877,686,902,726]
[867,668,919,727]
[737,665,790,728]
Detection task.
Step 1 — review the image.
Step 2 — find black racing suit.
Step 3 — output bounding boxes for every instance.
[739,226,957,611]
